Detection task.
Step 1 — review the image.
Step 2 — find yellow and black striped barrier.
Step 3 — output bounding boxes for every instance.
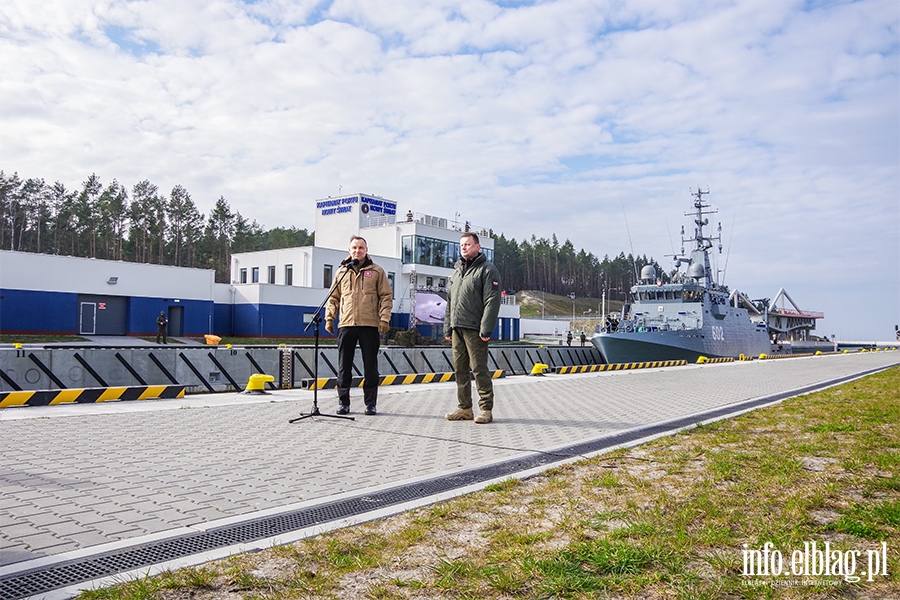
[758,353,818,360]
[552,360,687,374]
[0,385,186,408]
[300,371,505,391]
[696,357,735,364]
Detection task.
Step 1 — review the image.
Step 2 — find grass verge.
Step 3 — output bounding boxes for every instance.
[77,367,899,599]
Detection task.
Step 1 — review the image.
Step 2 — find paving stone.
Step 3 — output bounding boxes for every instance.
[0,353,896,571]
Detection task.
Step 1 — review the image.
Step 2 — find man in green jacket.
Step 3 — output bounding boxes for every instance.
[443,232,502,424]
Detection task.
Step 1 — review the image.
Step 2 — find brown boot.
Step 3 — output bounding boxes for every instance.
[474,410,493,424]
[445,407,474,421]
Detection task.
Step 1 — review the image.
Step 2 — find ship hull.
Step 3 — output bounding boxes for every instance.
[591,325,770,364]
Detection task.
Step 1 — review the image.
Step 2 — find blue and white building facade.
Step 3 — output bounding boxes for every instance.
[0,252,215,337]
[229,193,520,340]
[0,193,520,340]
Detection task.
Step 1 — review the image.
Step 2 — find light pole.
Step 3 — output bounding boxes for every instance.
[568,292,576,323]
[542,289,545,319]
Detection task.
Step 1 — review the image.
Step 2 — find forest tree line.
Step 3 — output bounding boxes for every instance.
[1,170,663,296]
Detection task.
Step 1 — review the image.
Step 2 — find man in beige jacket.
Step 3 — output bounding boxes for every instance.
[325,236,393,415]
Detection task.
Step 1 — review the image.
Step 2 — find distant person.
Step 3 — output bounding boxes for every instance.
[567,331,573,346]
[155,311,168,344]
[444,232,501,424]
[325,236,393,416]
[580,332,586,346]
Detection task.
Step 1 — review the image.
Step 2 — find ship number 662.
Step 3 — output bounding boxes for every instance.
[711,326,725,341]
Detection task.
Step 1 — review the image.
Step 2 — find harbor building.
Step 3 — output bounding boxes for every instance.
[229,193,520,340]
[767,287,824,343]
[0,193,520,340]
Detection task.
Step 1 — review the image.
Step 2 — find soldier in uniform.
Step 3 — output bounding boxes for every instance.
[156,311,168,344]
[443,232,502,424]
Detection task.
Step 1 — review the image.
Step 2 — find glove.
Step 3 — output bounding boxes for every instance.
[378,321,390,335]
[325,320,335,335]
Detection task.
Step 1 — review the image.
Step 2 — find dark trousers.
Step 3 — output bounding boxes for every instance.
[156,327,167,344]
[337,326,380,408]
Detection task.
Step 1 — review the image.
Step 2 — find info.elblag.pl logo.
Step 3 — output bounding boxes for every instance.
[742,541,890,585]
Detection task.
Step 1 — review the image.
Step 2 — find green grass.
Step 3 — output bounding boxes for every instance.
[74,366,900,599]
[516,289,623,319]
[0,334,91,344]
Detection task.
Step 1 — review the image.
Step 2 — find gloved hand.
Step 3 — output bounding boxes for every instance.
[378,321,390,335]
[325,320,335,335]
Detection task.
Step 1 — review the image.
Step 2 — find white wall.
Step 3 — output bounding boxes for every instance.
[0,250,215,300]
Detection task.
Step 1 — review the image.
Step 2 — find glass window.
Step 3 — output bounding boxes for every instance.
[323,264,333,288]
[426,276,433,287]
[285,264,293,286]
[239,268,247,284]
[416,236,429,264]
[401,236,414,264]
[387,272,395,296]
[401,235,486,267]
[251,267,259,283]
[446,240,460,267]
[267,265,275,284]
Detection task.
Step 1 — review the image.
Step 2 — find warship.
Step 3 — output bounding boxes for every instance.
[591,188,771,363]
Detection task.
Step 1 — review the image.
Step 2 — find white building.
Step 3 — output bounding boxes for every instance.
[230,193,520,340]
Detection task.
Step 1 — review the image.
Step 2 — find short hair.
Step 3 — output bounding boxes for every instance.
[349,235,368,247]
[460,232,479,244]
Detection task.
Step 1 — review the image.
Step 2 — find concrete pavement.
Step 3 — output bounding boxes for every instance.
[1,351,897,599]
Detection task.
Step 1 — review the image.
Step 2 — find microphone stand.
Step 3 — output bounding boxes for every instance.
[290,260,356,422]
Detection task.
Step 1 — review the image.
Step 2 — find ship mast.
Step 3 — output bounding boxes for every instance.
[674,187,722,288]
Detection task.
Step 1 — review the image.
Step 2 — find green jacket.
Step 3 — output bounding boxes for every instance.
[444,252,502,338]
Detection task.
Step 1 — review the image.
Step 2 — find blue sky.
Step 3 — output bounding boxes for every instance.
[1,0,898,340]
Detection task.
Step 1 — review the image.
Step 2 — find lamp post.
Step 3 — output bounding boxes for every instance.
[568,292,576,323]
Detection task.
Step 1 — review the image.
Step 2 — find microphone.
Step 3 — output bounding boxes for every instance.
[340,257,359,267]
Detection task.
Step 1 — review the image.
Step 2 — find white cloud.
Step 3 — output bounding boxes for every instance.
[0,0,896,339]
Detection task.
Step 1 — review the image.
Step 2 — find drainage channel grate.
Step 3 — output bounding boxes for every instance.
[1,364,890,600]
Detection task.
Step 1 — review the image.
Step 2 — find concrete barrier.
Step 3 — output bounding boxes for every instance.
[0,385,185,408]
[0,345,600,394]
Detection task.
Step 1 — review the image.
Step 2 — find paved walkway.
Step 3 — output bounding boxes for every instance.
[0,352,897,596]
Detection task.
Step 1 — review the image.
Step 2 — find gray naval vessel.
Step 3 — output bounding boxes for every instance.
[591,188,771,363]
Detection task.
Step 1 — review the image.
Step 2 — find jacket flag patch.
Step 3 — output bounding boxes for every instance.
[492,281,499,287]
[365,271,373,277]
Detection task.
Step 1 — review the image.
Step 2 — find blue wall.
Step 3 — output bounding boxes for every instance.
[1,288,520,341]
[0,289,79,334]
[128,297,214,336]
[0,288,214,336]
[229,303,329,338]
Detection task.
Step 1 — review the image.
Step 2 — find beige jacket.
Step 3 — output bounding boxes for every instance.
[325,256,393,328]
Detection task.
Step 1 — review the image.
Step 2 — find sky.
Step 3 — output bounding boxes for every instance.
[2,0,898,341]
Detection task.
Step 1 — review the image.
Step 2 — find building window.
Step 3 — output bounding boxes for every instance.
[400,235,489,267]
[323,264,333,288]
[267,265,275,284]
[425,276,433,288]
[438,278,446,288]
[387,272,395,297]
[252,267,259,283]
[401,236,414,263]
[240,268,247,284]
[285,264,293,286]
